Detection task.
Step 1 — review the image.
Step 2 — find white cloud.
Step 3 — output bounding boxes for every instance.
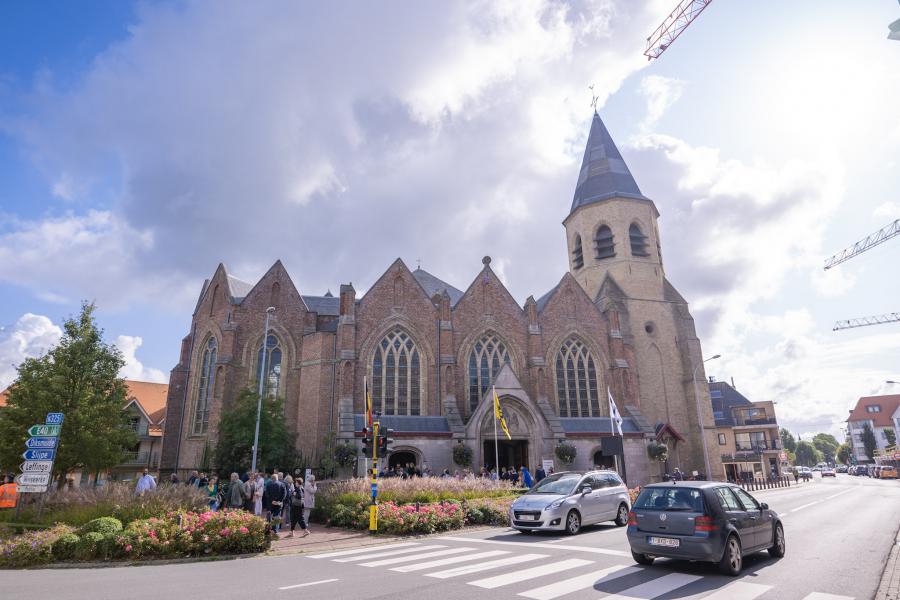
[638,75,684,129]
[873,201,899,220]
[0,314,62,389]
[115,335,167,383]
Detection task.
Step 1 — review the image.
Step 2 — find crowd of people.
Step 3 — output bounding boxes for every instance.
[378,462,552,487]
[135,468,318,538]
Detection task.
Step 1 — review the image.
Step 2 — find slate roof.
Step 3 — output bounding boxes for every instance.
[226,275,255,302]
[570,112,650,214]
[708,380,754,427]
[412,268,465,306]
[353,414,451,433]
[303,295,340,316]
[535,283,560,314]
[559,417,640,434]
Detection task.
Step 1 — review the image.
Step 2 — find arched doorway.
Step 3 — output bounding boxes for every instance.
[388,451,417,471]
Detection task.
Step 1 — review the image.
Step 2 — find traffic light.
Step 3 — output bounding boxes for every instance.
[361,427,374,456]
[378,428,395,454]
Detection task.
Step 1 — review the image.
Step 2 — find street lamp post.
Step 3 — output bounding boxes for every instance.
[251,307,276,474]
[692,353,721,479]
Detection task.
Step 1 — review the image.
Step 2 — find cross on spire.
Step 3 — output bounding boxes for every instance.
[588,84,599,115]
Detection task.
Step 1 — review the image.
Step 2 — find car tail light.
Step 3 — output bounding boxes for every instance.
[627,511,637,526]
[695,515,718,532]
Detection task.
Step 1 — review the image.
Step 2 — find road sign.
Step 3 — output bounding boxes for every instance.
[15,472,50,486]
[45,412,64,425]
[28,424,61,437]
[20,460,53,473]
[16,484,48,493]
[22,449,55,461]
[25,436,58,449]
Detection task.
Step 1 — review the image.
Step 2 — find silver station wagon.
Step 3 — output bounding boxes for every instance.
[509,470,631,535]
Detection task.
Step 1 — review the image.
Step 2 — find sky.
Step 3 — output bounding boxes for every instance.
[0,0,899,440]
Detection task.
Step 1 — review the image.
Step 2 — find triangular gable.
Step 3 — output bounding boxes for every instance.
[358,258,434,307]
[454,261,525,317]
[655,422,686,443]
[232,260,309,312]
[536,272,603,320]
[491,363,524,391]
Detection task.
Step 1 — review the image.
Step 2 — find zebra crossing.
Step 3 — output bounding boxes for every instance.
[306,541,855,600]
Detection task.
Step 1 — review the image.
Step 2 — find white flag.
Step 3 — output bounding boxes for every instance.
[608,387,624,436]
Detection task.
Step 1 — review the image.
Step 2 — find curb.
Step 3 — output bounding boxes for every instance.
[13,551,266,571]
[875,528,900,600]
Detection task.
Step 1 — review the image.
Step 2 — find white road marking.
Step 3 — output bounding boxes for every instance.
[468,558,594,589]
[333,544,445,562]
[426,553,547,579]
[359,547,473,567]
[700,581,773,600]
[308,542,418,559]
[824,488,855,501]
[601,572,702,600]
[390,550,510,572]
[278,579,339,590]
[791,501,822,513]
[518,565,640,600]
[801,593,855,600]
[439,535,630,557]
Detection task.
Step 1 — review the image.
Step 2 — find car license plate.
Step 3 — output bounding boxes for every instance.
[648,536,680,548]
[518,515,536,521]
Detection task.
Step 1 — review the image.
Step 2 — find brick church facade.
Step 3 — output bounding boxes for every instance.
[160,112,722,486]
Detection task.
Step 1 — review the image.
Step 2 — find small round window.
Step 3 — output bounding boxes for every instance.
[645,322,656,335]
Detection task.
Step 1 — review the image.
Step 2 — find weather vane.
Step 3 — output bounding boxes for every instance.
[588,84,599,114]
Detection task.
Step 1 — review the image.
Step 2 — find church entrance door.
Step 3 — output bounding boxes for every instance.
[483,440,528,471]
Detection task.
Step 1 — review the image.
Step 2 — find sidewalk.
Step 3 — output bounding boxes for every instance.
[267,523,404,556]
[876,530,900,600]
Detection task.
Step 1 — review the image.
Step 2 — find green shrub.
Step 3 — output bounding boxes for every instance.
[464,497,512,526]
[79,516,123,536]
[76,531,105,560]
[0,524,74,567]
[52,533,80,560]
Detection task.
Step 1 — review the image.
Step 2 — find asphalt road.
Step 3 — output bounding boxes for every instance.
[2,474,897,600]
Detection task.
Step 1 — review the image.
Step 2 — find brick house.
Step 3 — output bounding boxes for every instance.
[159,112,722,486]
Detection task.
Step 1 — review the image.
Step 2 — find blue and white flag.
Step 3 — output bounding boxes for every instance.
[608,387,624,436]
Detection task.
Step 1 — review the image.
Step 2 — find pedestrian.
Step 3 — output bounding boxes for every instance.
[0,474,18,509]
[287,476,310,538]
[226,473,247,510]
[521,466,534,488]
[673,468,684,481]
[198,472,209,488]
[135,468,157,495]
[282,475,295,527]
[253,472,265,515]
[169,472,180,485]
[535,465,546,483]
[243,473,256,512]
[186,470,199,486]
[264,473,287,533]
[206,475,220,510]
[303,474,317,527]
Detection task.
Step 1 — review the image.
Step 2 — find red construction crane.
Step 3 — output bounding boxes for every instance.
[645,0,714,60]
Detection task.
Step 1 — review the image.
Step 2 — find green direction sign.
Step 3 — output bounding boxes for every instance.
[28,424,61,437]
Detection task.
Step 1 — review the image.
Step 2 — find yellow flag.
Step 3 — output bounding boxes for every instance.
[494,388,512,440]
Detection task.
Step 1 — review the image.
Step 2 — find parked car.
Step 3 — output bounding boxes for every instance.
[796,467,812,481]
[836,465,848,473]
[879,466,898,479]
[821,466,836,477]
[626,482,784,576]
[508,470,630,534]
[855,465,869,476]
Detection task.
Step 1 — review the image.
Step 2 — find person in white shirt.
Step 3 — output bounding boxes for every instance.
[253,473,265,516]
[135,469,157,495]
[302,475,318,527]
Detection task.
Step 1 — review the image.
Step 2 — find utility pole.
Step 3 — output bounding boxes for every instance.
[251,306,275,474]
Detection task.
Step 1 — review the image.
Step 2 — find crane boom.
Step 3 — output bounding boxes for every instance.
[833,313,900,331]
[824,218,900,270]
[644,0,714,60]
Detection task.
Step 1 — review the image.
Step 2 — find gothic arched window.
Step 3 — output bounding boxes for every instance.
[372,328,422,415]
[629,223,649,257]
[256,334,283,398]
[468,334,511,413]
[555,338,601,417]
[595,225,615,259]
[572,235,584,269]
[192,337,217,435]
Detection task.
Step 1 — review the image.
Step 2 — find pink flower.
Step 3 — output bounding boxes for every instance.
[238,527,249,534]
[125,544,133,552]
[220,528,231,537]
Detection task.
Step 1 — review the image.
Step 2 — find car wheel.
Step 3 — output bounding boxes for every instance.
[631,550,654,565]
[565,510,581,535]
[769,523,785,558]
[717,535,743,576]
[614,503,629,527]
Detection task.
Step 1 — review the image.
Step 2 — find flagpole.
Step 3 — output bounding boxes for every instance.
[493,386,500,473]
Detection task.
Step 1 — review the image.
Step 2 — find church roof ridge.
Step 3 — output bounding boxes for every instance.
[411,267,465,306]
[570,112,650,215]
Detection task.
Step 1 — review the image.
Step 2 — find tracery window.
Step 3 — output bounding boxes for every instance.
[629,223,649,257]
[256,334,283,398]
[595,225,615,259]
[572,235,584,269]
[192,337,217,435]
[468,334,511,413]
[372,328,422,415]
[555,338,601,417]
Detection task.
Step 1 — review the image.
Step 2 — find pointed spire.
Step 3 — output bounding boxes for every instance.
[570,112,648,214]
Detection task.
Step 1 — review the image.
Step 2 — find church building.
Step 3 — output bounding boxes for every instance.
[159,112,722,486]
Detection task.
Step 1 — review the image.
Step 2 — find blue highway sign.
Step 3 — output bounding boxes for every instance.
[45,412,65,425]
[25,437,58,449]
[22,449,56,461]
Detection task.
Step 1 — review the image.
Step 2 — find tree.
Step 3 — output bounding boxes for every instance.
[836,443,852,464]
[885,429,896,448]
[794,441,822,467]
[213,388,295,475]
[861,424,878,460]
[812,433,840,463]
[0,303,137,482]
[780,428,797,453]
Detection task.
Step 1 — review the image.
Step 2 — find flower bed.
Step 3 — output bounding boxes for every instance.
[0,511,270,568]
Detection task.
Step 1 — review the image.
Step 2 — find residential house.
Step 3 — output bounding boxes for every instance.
[847,394,900,464]
[709,379,783,481]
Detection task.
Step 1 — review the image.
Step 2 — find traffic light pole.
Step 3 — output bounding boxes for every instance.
[369,419,379,534]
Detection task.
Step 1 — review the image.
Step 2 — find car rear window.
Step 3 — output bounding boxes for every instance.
[633,487,705,512]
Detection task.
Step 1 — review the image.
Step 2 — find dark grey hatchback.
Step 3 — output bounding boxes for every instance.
[626,482,785,576]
